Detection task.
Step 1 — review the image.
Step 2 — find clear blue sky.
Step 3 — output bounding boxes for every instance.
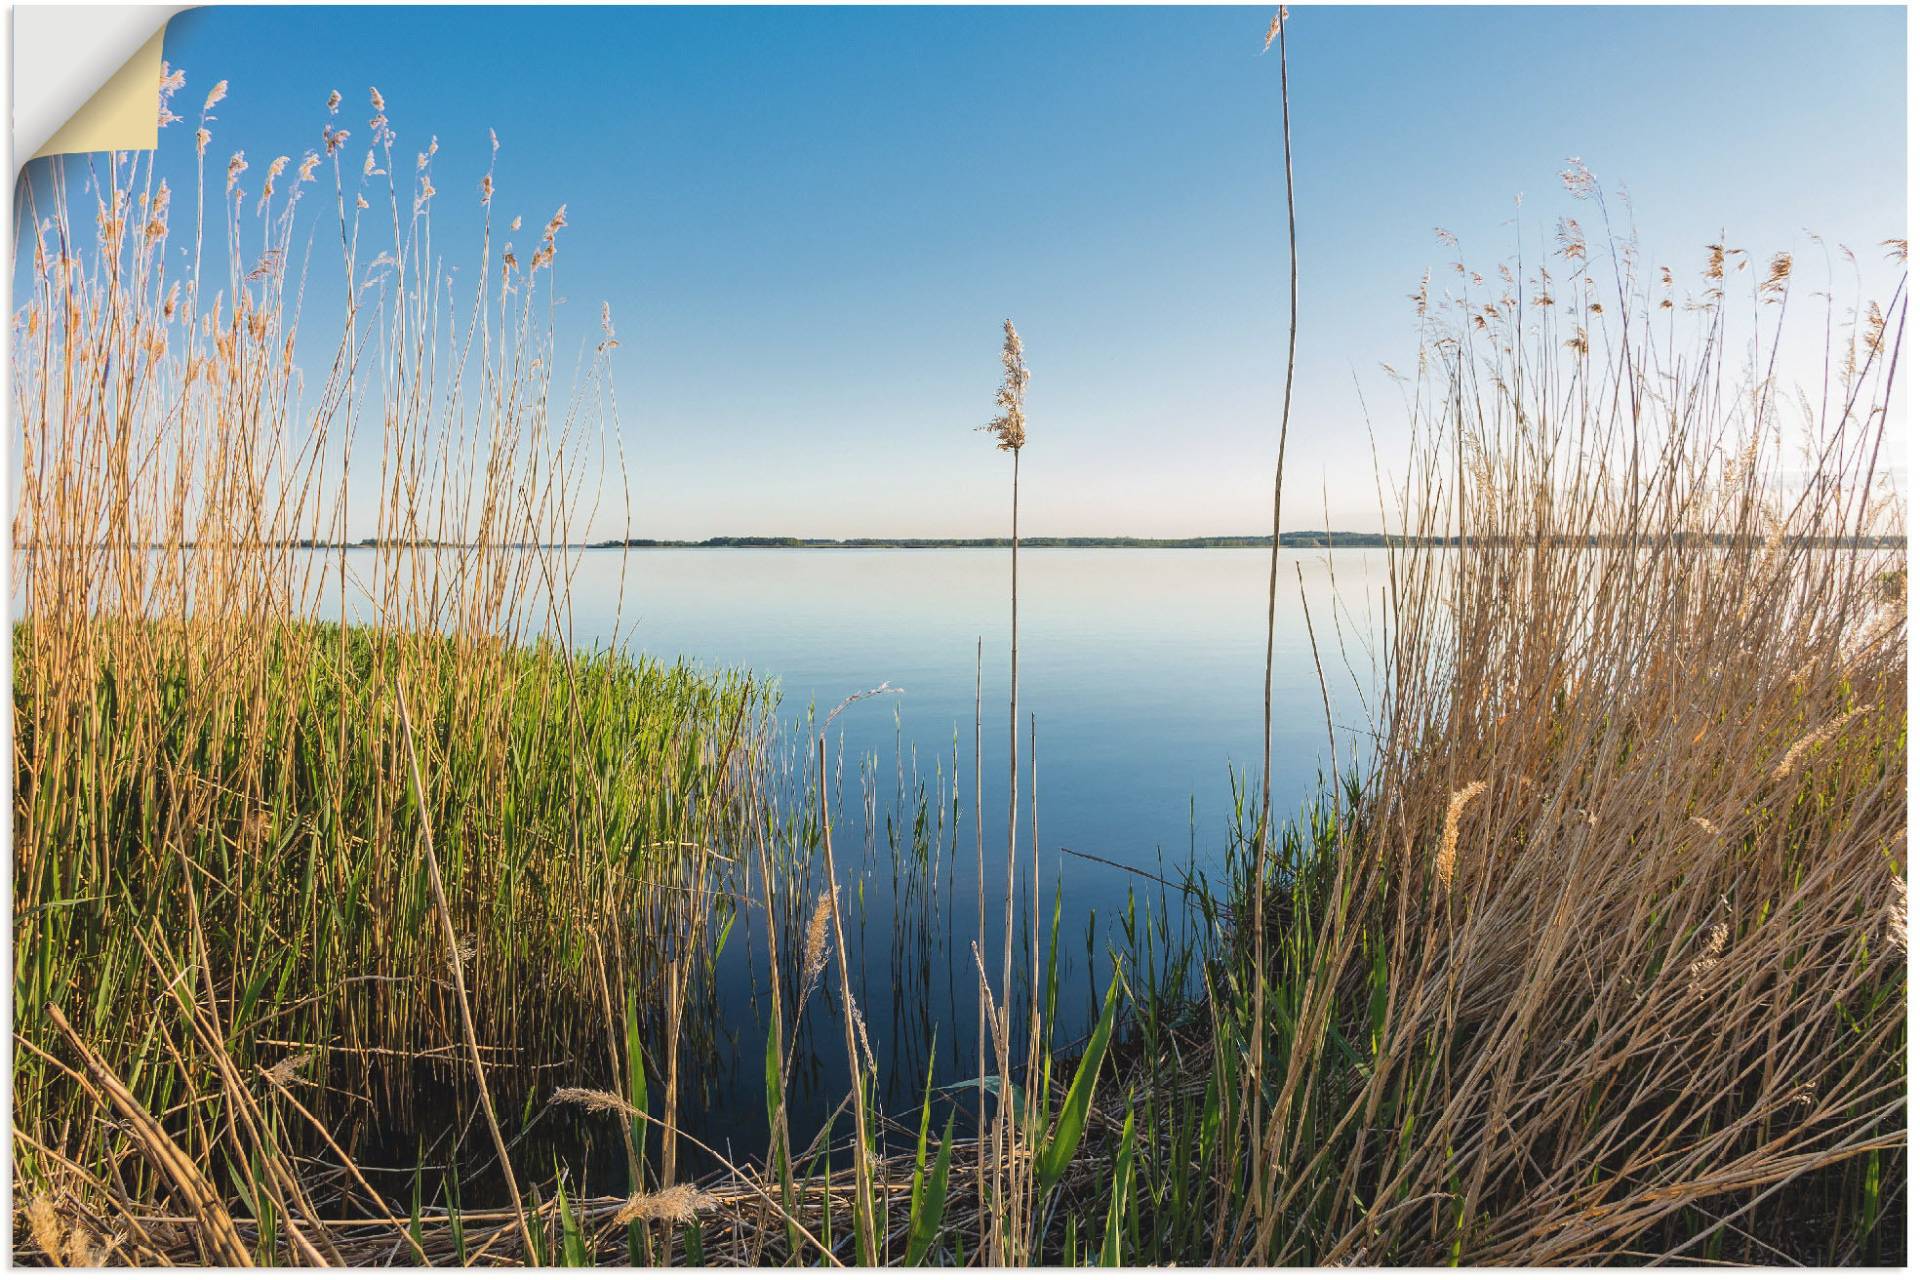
[63,5,1917,537]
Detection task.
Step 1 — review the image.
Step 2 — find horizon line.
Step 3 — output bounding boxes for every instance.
[15,532,1906,552]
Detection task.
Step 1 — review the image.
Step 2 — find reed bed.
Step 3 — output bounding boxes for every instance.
[12,75,770,1259]
[1113,193,1908,1262]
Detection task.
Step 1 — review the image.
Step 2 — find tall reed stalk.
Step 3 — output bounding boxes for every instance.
[1251,5,1301,1217]
[975,318,1031,1262]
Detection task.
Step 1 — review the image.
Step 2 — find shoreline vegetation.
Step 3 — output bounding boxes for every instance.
[11,12,1907,1269]
[18,531,1906,551]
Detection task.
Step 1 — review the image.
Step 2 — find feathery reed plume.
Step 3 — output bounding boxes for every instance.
[25,1196,65,1265]
[850,1001,878,1074]
[1770,705,1874,781]
[1559,156,1599,199]
[1886,875,1908,957]
[1262,6,1286,52]
[1763,251,1793,297]
[797,890,833,1003]
[1686,920,1730,999]
[982,319,1029,452]
[550,1086,644,1119]
[262,1052,312,1089]
[611,1185,718,1228]
[1433,780,1488,889]
[63,1224,103,1268]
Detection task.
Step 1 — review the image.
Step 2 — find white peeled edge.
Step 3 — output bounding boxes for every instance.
[12,4,187,163]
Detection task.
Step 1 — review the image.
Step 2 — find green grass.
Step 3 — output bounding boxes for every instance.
[12,618,765,1213]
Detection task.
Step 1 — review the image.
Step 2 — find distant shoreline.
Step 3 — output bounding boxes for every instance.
[19,533,1906,551]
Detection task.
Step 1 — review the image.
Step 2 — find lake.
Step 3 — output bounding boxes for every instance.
[543,546,1389,1166]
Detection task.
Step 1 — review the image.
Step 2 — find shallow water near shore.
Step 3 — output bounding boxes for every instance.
[18,545,1389,1180]
[545,546,1386,1168]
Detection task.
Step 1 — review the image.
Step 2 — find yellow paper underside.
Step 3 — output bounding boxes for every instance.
[34,25,166,159]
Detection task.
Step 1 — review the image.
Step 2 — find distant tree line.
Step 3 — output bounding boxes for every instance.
[23,532,1904,551]
[591,532,1905,551]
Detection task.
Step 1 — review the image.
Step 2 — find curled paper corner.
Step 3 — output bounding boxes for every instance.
[15,6,189,163]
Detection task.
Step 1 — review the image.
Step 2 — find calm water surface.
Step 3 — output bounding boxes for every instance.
[554,547,1389,1166]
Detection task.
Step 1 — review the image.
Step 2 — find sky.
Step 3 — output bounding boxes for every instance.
[24,4,1911,539]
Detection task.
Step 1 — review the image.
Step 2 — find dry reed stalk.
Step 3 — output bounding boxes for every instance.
[661,962,684,1262]
[815,733,878,1261]
[1251,6,1301,1215]
[977,317,1030,1263]
[42,1004,253,1267]
[590,935,646,1197]
[255,1064,431,1266]
[394,678,534,1260]
[742,748,793,1238]
[1016,712,1043,1260]
[973,635,988,1244]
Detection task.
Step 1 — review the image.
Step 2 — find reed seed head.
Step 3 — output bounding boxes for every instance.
[1686,919,1729,998]
[157,63,186,128]
[1434,780,1487,889]
[262,1051,312,1088]
[851,1000,878,1073]
[981,319,1029,452]
[1885,874,1907,957]
[1765,251,1792,290]
[798,890,833,1002]
[1771,705,1873,782]
[1559,157,1598,200]
[65,1224,104,1268]
[611,1184,717,1227]
[1263,7,1287,53]
[25,1196,64,1264]
[551,1086,641,1118]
